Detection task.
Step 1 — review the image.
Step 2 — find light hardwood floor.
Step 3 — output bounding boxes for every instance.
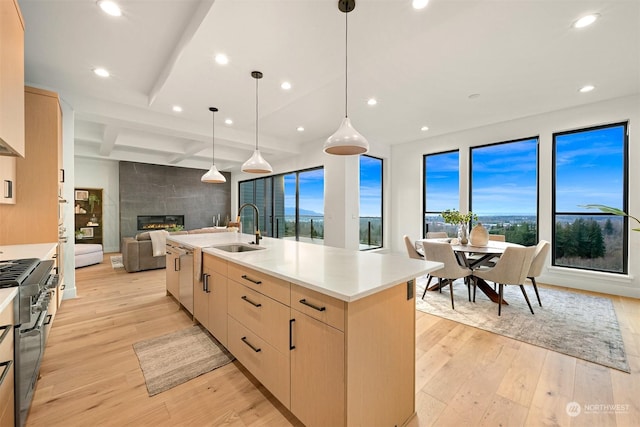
[27,254,639,427]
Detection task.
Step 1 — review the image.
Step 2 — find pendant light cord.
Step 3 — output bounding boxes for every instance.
[211,111,216,165]
[344,9,348,118]
[255,77,259,150]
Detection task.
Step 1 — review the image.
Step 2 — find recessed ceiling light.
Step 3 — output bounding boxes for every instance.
[579,85,595,93]
[367,98,377,106]
[172,105,183,112]
[224,118,233,125]
[573,14,599,29]
[421,126,429,132]
[412,0,429,10]
[281,82,292,90]
[93,67,110,77]
[97,0,122,17]
[297,126,305,132]
[214,54,229,65]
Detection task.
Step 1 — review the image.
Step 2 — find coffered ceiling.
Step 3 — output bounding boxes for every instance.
[19,0,640,173]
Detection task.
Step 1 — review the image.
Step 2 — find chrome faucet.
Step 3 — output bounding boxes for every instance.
[238,203,261,244]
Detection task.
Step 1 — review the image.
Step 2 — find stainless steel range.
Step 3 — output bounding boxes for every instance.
[0,258,57,427]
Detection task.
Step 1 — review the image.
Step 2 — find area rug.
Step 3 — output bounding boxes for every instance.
[415,277,630,373]
[110,255,124,269]
[133,325,234,396]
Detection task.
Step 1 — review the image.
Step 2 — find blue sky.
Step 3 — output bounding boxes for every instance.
[283,157,383,217]
[425,124,625,216]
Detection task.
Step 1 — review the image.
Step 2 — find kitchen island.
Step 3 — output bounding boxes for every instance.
[166,233,442,427]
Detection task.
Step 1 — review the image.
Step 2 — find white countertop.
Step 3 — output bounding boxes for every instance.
[0,243,58,261]
[168,233,442,302]
[0,287,18,314]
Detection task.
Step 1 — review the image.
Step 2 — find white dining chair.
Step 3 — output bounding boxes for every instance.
[403,235,423,260]
[421,240,473,309]
[426,231,448,239]
[472,245,537,316]
[527,240,550,307]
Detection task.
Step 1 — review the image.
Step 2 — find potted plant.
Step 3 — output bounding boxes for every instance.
[88,193,100,214]
[441,209,478,244]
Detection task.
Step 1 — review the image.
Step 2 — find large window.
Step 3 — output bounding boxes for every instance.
[359,155,383,250]
[239,167,324,243]
[470,137,538,245]
[553,122,628,273]
[423,150,459,237]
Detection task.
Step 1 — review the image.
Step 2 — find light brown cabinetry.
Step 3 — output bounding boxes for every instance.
[194,253,228,346]
[0,296,16,427]
[0,0,25,157]
[0,86,63,246]
[0,156,16,204]
[193,255,417,427]
[165,243,180,300]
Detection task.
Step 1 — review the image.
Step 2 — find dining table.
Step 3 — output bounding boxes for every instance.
[419,238,524,304]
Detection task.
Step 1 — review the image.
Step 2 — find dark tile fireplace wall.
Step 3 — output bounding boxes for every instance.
[119,161,231,241]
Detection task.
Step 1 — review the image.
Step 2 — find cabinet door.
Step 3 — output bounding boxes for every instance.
[165,251,180,299]
[207,271,227,346]
[290,311,345,427]
[193,267,210,330]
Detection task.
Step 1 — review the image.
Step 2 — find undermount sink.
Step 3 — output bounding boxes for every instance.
[211,243,266,253]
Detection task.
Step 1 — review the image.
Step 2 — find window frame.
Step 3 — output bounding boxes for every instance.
[359,154,384,250]
[551,121,629,274]
[423,149,460,238]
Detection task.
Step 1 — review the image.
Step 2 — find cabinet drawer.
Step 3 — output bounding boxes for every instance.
[203,253,227,276]
[0,361,14,425]
[227,262,290,305]
[228,281,290,353]
[227,316,290,408]
[291,284,345,332]
[0,324,13,363]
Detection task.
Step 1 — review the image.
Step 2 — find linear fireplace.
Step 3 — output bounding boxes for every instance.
[137,215,185,231]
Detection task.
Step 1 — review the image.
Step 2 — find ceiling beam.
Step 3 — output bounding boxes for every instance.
[147,0,216,106]
[99,126,120,156]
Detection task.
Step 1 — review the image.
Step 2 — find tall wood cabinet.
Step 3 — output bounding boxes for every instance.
[0,86,63,246]
[0,0,25,157]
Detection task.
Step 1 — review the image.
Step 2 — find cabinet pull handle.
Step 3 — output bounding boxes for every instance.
[44,314,53,326]
[3,180,12,199]
[202,273,209,292]
[241,336,261,353]
[0,325,10,346]
[241,275,262,285]
[174,258,180,272]
[0,361,12,387]
[241,295,261,308]
[60,168,65,183]
[289,318,295,350]
[299,298,326,312]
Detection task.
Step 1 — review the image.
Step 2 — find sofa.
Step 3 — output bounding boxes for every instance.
[75,243,104,268]
[121,227,232,273]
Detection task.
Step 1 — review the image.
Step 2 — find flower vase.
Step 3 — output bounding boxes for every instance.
[458,224,469,245]
[470,222,489,246]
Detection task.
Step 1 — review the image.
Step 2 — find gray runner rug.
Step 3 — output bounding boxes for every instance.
[133,325,234,396]
[416,277,630,373]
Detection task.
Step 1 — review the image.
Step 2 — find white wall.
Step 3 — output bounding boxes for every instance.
[74,158,120,253]
[60,98,76,298]
[391,94,640,298]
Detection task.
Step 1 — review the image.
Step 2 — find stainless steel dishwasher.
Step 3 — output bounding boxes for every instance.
[178,247,194,314]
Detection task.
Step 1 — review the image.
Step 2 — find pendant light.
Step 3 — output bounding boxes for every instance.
[242,71,273,173]
[324,0,369,156]
[201,107,227,183]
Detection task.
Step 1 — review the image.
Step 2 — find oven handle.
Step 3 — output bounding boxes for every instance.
[20,311,47,337]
